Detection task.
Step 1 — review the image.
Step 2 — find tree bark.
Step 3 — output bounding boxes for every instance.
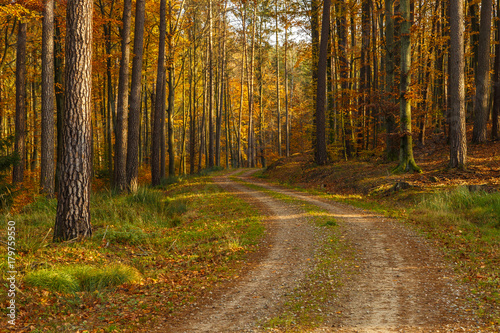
[449,0,468,168]
[472,0,493,143]
[152,0,166,186]
[55,0,93,241]
[315,0,330,166]
[276,0,282,156]
[41,0,55,196]
[492,0,500,140]
[394,0,420,173]
[13,22,26,184]
[126,0,146,193]
[114,0,132,192]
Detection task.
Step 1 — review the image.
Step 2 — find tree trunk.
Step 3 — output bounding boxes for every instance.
[54,0,93,241]
[385,0,398,160]
[247,2,256,167]
[41,0,55,196]
[394,0,420,173]
[276,0,282,156]
[472,0,493,143]
[284,0,290,157]
[492,0,500,140]
[315,0,331,166]
[126,0,145,193]
[152,0,166,186]
[449,0,468,167]
[208,0,215,168]
[114,0,132,192]
[13,22,26,184]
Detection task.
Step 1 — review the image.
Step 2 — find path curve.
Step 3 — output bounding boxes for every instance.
[167,169,484,332]
[169,170,320,332]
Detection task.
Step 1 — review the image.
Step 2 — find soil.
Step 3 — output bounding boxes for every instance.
[164,170,489,332]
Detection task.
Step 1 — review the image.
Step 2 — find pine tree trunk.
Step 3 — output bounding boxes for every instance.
[394,0,420,173]
[208,0,215,168]
[449,0,468,167]
[126,0,145,193]
[275,0,281,156]
[492,0,500,140]
[472,0,493,143]
[247,2,256,167]
[315,0,331,166]
[41,0,55,196]
[114,0,132,192]
[152,0,166,186]
[13,22,26,184]
[54,0,93,241]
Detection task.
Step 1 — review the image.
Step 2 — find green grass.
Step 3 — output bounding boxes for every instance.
[24,264,141,293]
[412,186,500,325]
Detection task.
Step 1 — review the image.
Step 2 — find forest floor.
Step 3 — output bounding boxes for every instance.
[166,169,491,332]
[2,134,499,332]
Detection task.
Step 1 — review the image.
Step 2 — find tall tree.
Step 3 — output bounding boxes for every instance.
[13,22,26,184]
[40,0,55,197]
[394,0,420,173]
[54,0,93,241]
[152,0,167,186]
[114,0,132,192]
[492,0,500,140]
[275,0,282,156]
[472,0,493,143]
[385,0,397,160]
[314,0,331,165]
[208,0,215,168]
[449,0,467,167]
[126,0,146,193]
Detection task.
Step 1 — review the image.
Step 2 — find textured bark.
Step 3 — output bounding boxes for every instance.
[472,0,493,144]
[394,0,420,173]
[493,0,500,140]
[311,0,320,152]
[449,0,467,168]
[314,0,331,166]
[189,11,197,174]
[208,0,214,168]
[385,0,398,160]
[275,0,281,156]
[247,2,256,167]
[114,0,132,192]
[13,22,26,184]
[284,0,290,158]
[41,0,55,197]
[152,0,166,186]
[54,0,93,241]
[126,0,145,193]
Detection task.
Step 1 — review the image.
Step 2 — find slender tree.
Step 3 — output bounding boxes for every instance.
[315,0,331,165]
[126,0,146,193]
[40,0,55,197]
[472,0,493,143]
[54,0,93,241]
[13,22,26,184]
[449,0,467,167]
[394,0,420,173]
[114,0,132,192]
[152,0,167,186]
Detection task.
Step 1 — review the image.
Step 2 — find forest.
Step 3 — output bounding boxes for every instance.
[1,0,500,331]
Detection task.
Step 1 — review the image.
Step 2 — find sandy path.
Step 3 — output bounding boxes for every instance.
[168,171,319,332]
[167,170,484,332]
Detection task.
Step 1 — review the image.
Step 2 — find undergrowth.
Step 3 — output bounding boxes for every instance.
[413,187,500,325]
[0,174,264,331]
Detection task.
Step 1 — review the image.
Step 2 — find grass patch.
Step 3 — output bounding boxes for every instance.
[413,186,500,325]
[24,264,141,293]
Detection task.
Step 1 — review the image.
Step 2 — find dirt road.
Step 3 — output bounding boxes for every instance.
[171,170,485,332]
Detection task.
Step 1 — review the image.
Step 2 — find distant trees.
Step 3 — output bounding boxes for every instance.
[3,0,500,207]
